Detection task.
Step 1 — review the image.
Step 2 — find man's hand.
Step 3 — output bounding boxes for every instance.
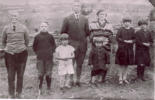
[143,43,150,47]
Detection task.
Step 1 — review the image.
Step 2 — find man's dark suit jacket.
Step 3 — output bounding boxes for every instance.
[61,14,90,42]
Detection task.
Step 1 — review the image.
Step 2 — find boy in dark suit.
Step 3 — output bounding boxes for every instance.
[33,22,56,95]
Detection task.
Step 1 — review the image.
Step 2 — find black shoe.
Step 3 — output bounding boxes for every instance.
[8,94,15,99]
[76,82,81,87]
[91,83,98,88]
[70,81,74,87]
[141,77,146,81]
[60,87,65,94]
[16,93,23,99]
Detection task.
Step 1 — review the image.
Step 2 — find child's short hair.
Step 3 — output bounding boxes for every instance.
[96,9,107,17]
[60,33,69,40]
[138,19,148,26]
[122,17,132,23]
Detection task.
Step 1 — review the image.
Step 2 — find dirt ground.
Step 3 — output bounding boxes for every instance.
[0,54,154,100]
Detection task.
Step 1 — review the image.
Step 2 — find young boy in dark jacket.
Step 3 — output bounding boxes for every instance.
[88,34,109,86]
[33,22,56,95]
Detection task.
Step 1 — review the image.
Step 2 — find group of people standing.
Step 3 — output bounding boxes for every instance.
[0,2,153,99]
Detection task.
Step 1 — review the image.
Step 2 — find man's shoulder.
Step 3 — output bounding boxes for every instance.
[17,23,27,29]
[64,14,73,19]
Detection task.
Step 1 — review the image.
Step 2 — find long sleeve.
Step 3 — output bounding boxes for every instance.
[50,35,56,53]
[116,29,124,43]
[61,17,68,34]
[105,52,110,64]
[149,31,153,46]
[131,29,136,43]
[135,31,143,46]
[88,49,94,65]
[85,18,90,37]
[32,36,38,53]
[24,27,29,47]
[1,26,7,49]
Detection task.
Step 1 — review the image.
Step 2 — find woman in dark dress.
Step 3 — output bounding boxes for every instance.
[115,18,135,85]
[135,20,153,81]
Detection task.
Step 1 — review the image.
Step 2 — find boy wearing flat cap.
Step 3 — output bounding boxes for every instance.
[135,19,153,81]
[88,34,109,86]
[55,33,75,92]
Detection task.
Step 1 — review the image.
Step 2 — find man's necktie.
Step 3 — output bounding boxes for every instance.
[13,25,16,31]
[76,14,79,22]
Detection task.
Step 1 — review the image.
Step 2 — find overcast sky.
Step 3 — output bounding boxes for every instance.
[0,0,151,5]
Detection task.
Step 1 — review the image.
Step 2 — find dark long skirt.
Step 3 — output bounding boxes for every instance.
[115,47,134,65]
[135,47,151,66]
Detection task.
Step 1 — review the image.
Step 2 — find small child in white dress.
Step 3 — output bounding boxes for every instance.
[55,33,75,91]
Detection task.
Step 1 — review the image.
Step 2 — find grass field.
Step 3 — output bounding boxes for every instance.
[0,52,154,99]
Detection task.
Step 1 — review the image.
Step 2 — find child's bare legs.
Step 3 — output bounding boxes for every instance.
[60,75,66,90]
[122,66,129,84]
[65,74,72,88]
[118,65,129,84]
[118,65,124,84]
[96,75,102,83]
[91,76,96,83]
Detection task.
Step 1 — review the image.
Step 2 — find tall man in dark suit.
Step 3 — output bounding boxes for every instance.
[61,2,90,87]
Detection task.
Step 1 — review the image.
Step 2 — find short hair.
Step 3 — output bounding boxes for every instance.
[138,19,148,26]
[72,2,81,7]
[60,33,69,40]
[10,11,19,17]
[122,17,132,23]
[96,9,107,16]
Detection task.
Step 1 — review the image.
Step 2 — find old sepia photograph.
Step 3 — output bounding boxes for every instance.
[0,0,154,99]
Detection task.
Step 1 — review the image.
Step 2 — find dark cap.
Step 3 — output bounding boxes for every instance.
[138,19,148,26]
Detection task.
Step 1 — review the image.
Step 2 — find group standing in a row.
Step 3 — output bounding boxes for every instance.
[1,2,153,99]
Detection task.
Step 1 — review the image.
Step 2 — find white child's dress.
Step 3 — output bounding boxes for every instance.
[56,45,75,76]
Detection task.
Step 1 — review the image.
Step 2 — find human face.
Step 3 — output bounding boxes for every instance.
[72,3,81,14]
[98,11,107,21]
[62,39,69,46]
[95,42,103,47]
[123,22,131,28]
[40,22,48,32]
[140,24,148,30]
[11,13,19,24]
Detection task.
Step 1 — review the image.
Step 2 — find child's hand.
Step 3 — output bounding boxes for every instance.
[105,64,109,69]
[63,58,69,61]
[143,43,150,47]
[124,40,133,43]
[89,65,93,69]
